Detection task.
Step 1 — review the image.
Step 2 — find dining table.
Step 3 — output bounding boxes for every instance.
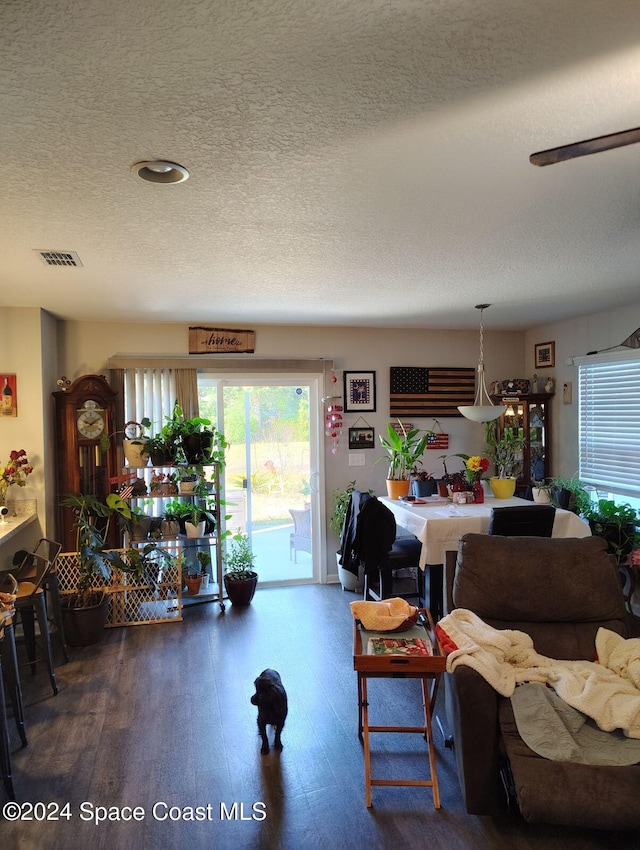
[379,495,591,618]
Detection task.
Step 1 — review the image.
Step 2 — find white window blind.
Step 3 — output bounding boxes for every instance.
[578,353,640,499]
[124,369,176,431]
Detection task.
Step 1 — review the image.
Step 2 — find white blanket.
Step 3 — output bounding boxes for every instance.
[438,609,640,739]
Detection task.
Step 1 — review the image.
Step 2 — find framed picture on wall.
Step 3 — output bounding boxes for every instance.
[344,371,376,412]
[348,427,375,449]
[0,374,17,417]
[534,341,555,369]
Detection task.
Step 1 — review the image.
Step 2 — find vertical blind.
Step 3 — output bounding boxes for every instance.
[578,353,640,499]
[124,369,177,430]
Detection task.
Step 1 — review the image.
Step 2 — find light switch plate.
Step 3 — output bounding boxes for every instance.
[563,381,572,404]
[348,453,366,466]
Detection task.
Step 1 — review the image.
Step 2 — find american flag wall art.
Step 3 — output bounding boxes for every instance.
[390,366,476,417]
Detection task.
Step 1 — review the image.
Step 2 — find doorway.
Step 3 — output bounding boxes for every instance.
[198,374,324,585]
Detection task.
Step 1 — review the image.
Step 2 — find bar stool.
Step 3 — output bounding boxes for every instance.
[1,575,19,801]
[5,553,59,696]
[11,539,67,663]
[32,539,67,662]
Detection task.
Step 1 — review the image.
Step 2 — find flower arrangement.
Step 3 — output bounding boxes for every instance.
[1,449,33,503]
[464,455,489,486]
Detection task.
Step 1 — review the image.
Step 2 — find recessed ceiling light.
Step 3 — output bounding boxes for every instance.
[131,160,190,184]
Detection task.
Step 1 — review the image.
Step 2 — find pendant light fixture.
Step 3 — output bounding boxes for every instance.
[457,304,506,423]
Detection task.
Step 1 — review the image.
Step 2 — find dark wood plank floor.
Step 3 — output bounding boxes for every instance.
[3,584,638,849]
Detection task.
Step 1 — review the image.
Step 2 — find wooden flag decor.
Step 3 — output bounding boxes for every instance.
[390,367,476,417]
[189,327,255,354]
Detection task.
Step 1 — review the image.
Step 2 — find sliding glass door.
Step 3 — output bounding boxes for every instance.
[198,374,323,585]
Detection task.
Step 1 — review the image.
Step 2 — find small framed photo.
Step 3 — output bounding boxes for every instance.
[344,371,376,412]
[0,373,17,417]
[534,341,555,369]
[348,427,375,449]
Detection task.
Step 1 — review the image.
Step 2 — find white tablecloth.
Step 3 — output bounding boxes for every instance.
[379,496,591,568]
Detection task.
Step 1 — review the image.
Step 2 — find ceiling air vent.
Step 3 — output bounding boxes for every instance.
[35,250,84,267]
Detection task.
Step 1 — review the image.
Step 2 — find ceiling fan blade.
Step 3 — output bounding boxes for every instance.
[530,127,640,166]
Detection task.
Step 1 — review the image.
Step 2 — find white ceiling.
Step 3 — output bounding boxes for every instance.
[2,0,640,330]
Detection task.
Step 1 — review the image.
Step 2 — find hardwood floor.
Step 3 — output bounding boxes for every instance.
[3,584,638,849]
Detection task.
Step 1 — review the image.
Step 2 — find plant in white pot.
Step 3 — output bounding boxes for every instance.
[376,421,431,499]
[484,422,524,499]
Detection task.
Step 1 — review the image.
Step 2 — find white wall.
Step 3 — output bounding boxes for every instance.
[0,308,56,567]
[59,319,523,578]
[525,301,640,480]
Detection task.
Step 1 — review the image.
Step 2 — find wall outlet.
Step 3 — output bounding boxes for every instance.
[563,381,573,404]
[348,452,366,466]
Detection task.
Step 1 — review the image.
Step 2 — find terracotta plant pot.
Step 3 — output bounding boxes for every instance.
[185,574,204,595]
[489,477,517,499]
[386,479,411,500]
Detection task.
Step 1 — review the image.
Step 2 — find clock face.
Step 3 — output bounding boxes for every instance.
[77,402,106,439]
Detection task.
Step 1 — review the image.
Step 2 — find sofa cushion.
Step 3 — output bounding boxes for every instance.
[499,698,640,830]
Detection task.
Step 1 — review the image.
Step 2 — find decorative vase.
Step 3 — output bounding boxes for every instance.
[386,479,411,500]
[472,479,484,503]
[490,477,517,499]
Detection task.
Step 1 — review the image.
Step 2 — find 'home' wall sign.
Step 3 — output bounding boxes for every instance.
[189,327,256,354]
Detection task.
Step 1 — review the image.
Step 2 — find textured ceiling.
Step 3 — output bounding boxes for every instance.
[2,0,640,329]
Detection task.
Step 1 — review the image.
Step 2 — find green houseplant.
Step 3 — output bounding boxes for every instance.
[223,531,258,605]
[484,422,525,499]
[59,493,141,644]
[581,498,640,563]
[377,421,431,498]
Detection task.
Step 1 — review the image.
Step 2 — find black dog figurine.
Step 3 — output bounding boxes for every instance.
[250,669,288,754]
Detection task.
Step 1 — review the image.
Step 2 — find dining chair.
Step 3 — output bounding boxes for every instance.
[488,504,556,537]
[348,495,423,603]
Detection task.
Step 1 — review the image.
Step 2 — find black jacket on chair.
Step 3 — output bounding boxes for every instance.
[338,491,373,576]
[354,498,398,578]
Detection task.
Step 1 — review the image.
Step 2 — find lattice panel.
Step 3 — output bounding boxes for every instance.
[56,551,182,626]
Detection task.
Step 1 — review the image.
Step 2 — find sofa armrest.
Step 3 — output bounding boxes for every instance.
[444,665,506,815]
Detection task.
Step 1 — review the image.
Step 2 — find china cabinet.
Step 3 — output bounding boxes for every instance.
[490,393,554,486]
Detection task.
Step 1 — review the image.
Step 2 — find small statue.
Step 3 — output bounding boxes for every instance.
[545,377,554,394]
[532,373,538,393]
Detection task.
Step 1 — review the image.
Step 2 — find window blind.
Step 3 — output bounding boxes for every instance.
[578,354,640,499]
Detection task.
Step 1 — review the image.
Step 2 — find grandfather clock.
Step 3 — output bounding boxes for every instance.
[54,374,120,551]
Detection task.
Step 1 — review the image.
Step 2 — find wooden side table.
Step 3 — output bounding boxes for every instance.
[352,609,446,808]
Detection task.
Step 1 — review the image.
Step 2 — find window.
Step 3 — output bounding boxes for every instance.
[578,352,640,504]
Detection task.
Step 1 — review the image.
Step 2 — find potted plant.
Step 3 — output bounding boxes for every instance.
[223,531,258,605]
[143,433,176,466]
[581,499,640,563]
[100,419,152,468]
[484,422,525,499]
[547,476,591,515]
[376,421,431,499]
[58,492,136,645]
[162,401,229,465]
[410,468,438,498]
[184,502,217,538]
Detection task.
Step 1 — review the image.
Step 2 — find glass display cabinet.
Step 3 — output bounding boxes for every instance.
[490,393,554,486]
